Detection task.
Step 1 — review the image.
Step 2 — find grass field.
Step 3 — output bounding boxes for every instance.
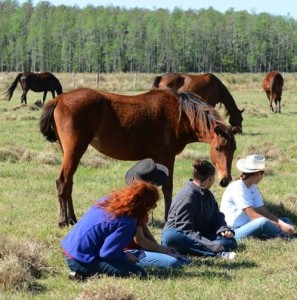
[1,72,297,299]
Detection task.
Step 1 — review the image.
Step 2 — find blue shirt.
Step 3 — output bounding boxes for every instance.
[61,199,137,263]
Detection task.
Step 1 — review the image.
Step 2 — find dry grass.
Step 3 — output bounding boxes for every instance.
[0,235,52,292]
[77,281,135,300]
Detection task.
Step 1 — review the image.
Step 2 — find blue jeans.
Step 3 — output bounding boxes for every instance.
[66,256,147,279]
[234,217,293,241]
[161,228,237,257]
[128,250,191,268]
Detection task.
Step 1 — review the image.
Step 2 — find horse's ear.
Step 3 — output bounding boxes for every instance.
[214,124,225,136]
[232,126,241,135]
[240,109,245,113]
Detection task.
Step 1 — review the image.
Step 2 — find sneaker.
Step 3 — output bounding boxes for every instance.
[218,251,236,260]
[68,271,85,281]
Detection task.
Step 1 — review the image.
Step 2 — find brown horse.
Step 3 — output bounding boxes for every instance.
[153,72,244,133]
[40,87,239,227]
[262,71,284,113]
[5,72,63,105]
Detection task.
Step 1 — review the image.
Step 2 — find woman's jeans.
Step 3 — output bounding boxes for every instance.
[128,249,192,268]
[234,217,293,241]
[66,256,147,279]
[161,228,237,257]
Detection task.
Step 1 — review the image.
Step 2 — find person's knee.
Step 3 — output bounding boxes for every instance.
[161,229,178,247]
[255,217,269,227]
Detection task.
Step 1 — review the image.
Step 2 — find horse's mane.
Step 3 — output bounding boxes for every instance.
[177,92,226,133]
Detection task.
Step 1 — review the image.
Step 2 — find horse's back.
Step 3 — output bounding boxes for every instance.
[53,87,181,160]
[53,87,178,127]
[262,71,284,94]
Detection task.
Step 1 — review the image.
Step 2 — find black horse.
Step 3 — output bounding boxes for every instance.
[5,72,63,105]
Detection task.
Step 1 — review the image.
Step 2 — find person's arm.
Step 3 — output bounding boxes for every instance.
[100,222,136,260]
[211,196,235,238]
[255,205,294,235]
[175,198,224,253]
[244,206,294,235]
[142,224,158,244]
[134,225,172,254]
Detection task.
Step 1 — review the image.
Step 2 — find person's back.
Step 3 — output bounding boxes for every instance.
[161,159,237,259]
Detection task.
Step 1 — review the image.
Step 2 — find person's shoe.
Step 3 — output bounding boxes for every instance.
[68,271,85,281]
[218,251,236,260]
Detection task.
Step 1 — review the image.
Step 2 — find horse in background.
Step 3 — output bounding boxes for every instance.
[5,72,63,105]
[262,71,284,113]
[152,72,244,133]
[40,87,239,227]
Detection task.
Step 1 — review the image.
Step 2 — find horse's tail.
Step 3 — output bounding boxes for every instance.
[4,73,23,101]
[271,73,284,100]
[40,98,58,142]
[152,75,162,88]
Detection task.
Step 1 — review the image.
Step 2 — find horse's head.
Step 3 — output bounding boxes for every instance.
[210,125,239,187]
[228,109,244,134]
[55,79,63,95]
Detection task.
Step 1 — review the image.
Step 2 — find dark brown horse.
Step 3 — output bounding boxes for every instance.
[5,72,63,105]
[153,72,244,133]
[262,71,284,113]
[40,87,239,227]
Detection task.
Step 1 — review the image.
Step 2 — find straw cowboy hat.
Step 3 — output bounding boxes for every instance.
[125,158,169,186]
[236,154,266,173]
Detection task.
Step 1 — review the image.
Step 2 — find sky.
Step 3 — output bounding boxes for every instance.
[19,0,297,19]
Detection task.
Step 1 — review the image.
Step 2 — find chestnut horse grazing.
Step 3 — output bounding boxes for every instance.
[153,72,244,133]
[40,88,238,227]
[262,71,284,113]
[5,72,63,105]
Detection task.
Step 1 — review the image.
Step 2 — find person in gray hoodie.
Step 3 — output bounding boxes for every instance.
[161,159,237,259]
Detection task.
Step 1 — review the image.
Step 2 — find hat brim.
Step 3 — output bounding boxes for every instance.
[236,159,265,173]
[125,162,169,186]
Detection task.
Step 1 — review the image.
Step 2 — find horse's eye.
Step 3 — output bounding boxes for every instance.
[216,146,222,152]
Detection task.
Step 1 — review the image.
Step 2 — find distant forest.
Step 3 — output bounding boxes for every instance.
[1,0,297,73]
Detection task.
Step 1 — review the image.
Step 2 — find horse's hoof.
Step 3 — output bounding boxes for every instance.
[68,217,77,225]
[58,220,68,228]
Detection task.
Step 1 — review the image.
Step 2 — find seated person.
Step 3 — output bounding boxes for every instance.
[124,158,192,268]
[161,159,237,260]
[220,154,295,240]
[61,180,161,280]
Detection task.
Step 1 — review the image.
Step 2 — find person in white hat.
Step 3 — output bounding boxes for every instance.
[220,154,295,240]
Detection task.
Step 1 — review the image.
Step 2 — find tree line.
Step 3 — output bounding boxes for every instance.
[1,0,297,74]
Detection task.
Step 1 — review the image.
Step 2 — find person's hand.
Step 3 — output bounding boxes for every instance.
[126,252,139,263]
[213,244,225,253]
[278,221,295,235]
[220,230,234,238]
[161,246,177,254]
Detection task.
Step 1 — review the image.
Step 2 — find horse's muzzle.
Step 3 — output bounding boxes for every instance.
[220,177,231,187]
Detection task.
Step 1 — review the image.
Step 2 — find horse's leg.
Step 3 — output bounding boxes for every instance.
[270,97,274,112]
[56,134,91,227]
[51,90,56,99]
[274,99,278,113]
[158,156,175,221]
[43,91,48,105]
[21,90,28,104]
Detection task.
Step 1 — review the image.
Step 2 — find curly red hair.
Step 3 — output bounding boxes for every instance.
[97,181,160,220]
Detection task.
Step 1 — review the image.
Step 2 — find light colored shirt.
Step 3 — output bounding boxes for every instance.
[220,179,263,228]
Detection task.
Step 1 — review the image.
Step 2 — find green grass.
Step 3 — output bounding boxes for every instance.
[1,73,297,299]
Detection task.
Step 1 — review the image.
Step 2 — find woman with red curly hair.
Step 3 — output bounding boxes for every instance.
[61,180,160,280]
